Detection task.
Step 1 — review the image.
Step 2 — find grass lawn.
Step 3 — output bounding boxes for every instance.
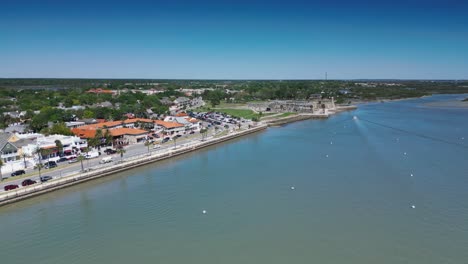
[215,108,268,120]
[276,112,297,118]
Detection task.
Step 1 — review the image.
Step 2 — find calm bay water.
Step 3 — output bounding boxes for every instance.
[1,94,468,263]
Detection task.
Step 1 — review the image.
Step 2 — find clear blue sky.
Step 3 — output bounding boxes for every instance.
[1,0,467,79]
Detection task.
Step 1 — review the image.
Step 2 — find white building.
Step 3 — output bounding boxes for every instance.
[23,134,87,158]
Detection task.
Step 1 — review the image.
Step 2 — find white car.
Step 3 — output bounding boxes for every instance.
[153,144,161,149]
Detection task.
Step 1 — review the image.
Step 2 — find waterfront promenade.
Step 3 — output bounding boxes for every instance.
[0,124,267,206]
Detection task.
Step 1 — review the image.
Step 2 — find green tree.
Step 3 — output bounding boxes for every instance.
[21,153,28,169]
[83,109,95,119]
[41,149,52,165]
[200,128,208,141]
[144,141,152,154]
[49,123,74,136]
[117,147,126,162]
[104,129,113,146]
[94,128,103,149]
[55,140,63,156]
[0,159,3,181]
[77,155,85,172]
[37,163,44,178]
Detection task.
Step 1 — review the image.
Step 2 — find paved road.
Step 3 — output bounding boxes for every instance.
[0,122,252,192]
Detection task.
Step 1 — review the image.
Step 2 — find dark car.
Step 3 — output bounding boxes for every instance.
[161,137,170,143]
[11,170,26,176]
[40,176,53,182]
[189,131,195,134]
[45,161,57,169]
[104,149,117,155]
[175,134,182,138]
[21,179,37,186]
[57,157,69,163]
[4,184,19,191]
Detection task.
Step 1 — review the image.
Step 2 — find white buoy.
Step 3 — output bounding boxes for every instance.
[326,154,329,158]
[404,152,407,155]
[410,173,414,177]
[202,210,207,214]
[462,137,465,140]
[291,186,295,190]
[353,116,358,120]
[411,205,416,209]
[330,141,333,145]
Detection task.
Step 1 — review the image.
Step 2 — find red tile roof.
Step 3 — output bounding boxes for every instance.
[110,128,148,137]
[154,120,184,128]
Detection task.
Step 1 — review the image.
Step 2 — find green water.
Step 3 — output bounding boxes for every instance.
[1,95,468,263]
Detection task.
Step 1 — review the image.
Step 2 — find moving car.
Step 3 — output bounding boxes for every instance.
[40,176,53,182]
[85,151,100,159]
[11,170,26,176]
[104,149,117,155]
[21,179,37,186]
[68,158,78,164]
[161,137,170,143]
[4,184,19,191]
[99,157,113,164]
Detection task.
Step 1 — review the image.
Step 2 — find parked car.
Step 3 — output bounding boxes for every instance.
[104,149,117,155]
[57,157,69,163]
[175,134,182,138]
[40,176,53,182]
[4,184,19,191]
[161,138,170,143]
[189,131,195,134]
[11,170,26,176]
[21,179,37,186]
[45,161,57,169]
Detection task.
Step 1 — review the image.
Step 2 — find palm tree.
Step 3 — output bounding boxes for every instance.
[200,128,208,141]
[117,147,126,162]
[55,140,63,156]
[41,149,52,165]
[173,137,177,149]
[77,155,85,172]
[144,141,152,154]
[237,122,241,130]
[21,153,27,168]
[104,129,112,147]
[0,159,4,181]
[94,128,103,149]
[34,147,43,167]
[37,163,44,178]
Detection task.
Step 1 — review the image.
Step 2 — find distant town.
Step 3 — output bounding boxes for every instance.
[0,79,467,194]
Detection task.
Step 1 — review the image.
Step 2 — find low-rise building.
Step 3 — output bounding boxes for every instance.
[0,133,19,163]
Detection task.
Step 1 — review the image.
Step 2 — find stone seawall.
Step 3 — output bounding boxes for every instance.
[0,125,268,207]
[266,114,327,126]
